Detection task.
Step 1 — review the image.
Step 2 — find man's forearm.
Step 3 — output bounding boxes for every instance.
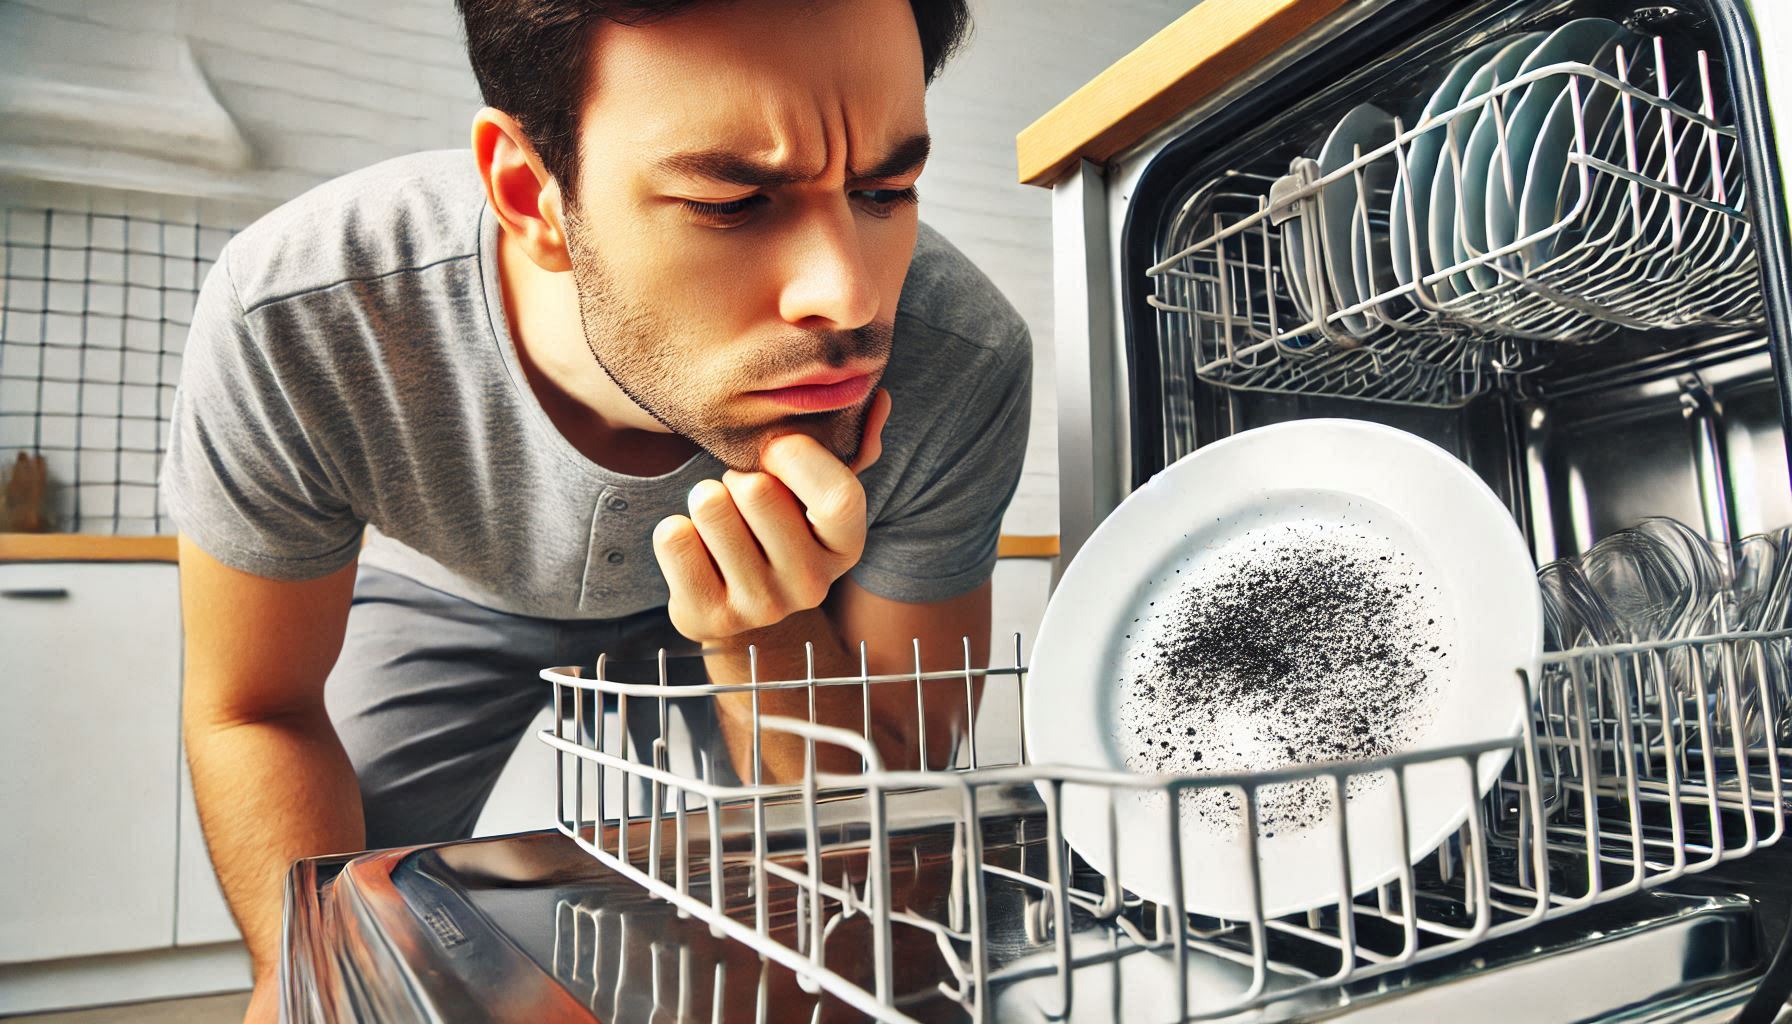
[185,706,365,980]
[706,607,876,778]
[705,605,974,779]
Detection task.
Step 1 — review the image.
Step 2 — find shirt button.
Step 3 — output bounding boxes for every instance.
[605,549,625,565]
[607,497,629,512]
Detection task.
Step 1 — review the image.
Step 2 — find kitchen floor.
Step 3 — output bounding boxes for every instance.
[2,992,249,1023]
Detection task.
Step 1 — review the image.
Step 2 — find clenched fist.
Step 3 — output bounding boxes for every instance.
[653,390,893,644]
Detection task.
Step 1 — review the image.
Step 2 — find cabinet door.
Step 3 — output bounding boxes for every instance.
[176,751,241,945]
[0,562,182,962]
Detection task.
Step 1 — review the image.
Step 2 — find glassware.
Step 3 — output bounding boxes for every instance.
[1580,527,1692,641]
[1633,516,1727,635]
[1538,558,1619,651]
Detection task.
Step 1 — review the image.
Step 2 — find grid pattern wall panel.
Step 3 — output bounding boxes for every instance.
[1,206,230,534]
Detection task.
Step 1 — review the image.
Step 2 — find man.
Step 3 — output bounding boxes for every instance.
[164,0,1029,1017]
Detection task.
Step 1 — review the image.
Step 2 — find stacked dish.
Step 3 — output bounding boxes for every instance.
[1156,19,1761,407]
[1285,17,1754,339]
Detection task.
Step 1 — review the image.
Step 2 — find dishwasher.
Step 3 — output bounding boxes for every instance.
[283,1,1792,1021]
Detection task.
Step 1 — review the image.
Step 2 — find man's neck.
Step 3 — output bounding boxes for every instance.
[495,229,699,477]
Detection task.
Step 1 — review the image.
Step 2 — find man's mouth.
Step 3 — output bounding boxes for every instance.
[747,367,876,413]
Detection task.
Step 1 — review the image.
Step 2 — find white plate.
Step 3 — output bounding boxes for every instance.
[1392,38,1509,292]
[1512,38,1641,263]
[1023,419,1541,920]
[1483,20,1630,266]
[1428,32,1546,299]
[1457,25,1618,292]
[1316,104,1396,338]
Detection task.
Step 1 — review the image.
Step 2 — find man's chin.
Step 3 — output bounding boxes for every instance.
[699,406,868,473]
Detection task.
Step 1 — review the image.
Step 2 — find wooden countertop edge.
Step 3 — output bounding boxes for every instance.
[996,534,1060,560]
[1016,0,1351,187]
[0,533,1062,563]
[0,533,180,562]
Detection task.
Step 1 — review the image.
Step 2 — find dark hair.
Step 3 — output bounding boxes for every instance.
[457,1,971,193]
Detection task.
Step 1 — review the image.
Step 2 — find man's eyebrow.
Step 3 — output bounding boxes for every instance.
[654,150,810,188]
[654,133,931,187]
[848,133,931,180]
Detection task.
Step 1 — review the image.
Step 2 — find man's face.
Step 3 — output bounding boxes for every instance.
[562,0,928,471]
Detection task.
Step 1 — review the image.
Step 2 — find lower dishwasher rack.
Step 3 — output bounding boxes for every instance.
[536,626,1792,1023]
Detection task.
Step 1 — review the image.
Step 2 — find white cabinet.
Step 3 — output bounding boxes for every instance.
[175,752,241,945]
[0,562,183,963]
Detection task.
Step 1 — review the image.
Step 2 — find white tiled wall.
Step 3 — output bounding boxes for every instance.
[1,209,230,532]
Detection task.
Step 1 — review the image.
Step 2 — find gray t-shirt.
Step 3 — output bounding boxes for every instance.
[162,150,1031,620]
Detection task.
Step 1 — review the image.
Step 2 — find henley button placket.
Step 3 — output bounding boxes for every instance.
[601,492,630,567]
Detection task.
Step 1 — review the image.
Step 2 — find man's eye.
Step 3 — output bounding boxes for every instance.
[679,195,767,222]
[854,187,920,213]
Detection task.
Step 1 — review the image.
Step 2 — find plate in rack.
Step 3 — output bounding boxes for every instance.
[1022,419,1541,919]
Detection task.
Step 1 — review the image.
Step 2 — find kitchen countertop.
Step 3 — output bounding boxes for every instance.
[1016,0,1350,186]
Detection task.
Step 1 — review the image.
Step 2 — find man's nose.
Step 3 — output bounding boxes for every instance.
[776,205,880,331]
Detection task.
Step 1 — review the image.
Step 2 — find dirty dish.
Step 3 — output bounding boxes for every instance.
[1023,419,1541,919]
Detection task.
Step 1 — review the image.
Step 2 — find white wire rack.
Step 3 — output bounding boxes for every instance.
[538,620,1791,1023]
[1146,38,1761,407]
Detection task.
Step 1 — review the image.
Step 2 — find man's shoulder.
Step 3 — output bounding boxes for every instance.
[222,150,484,315]
[895,222,1030,371]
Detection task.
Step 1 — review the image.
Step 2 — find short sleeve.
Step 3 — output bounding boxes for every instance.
[850,327,1032,604]
[160,246,364,580]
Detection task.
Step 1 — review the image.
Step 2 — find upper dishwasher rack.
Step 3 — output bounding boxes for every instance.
[1146,36,1760,408]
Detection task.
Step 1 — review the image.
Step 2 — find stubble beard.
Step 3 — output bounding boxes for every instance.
[563,210,891,472]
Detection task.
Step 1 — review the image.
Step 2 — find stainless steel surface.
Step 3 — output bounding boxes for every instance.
[1522,348,1792,562]
[1052,160,1126,571]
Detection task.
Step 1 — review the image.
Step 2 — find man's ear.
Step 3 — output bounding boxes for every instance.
[470,107,572,273]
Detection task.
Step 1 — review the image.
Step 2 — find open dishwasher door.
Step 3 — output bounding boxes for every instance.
[283,819,970,1024]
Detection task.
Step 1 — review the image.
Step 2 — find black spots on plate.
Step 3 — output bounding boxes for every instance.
[1117,519,1446,835]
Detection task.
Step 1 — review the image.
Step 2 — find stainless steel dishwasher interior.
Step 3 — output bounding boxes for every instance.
[291,788,1769,1022]
[1113,0,1792,1018]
